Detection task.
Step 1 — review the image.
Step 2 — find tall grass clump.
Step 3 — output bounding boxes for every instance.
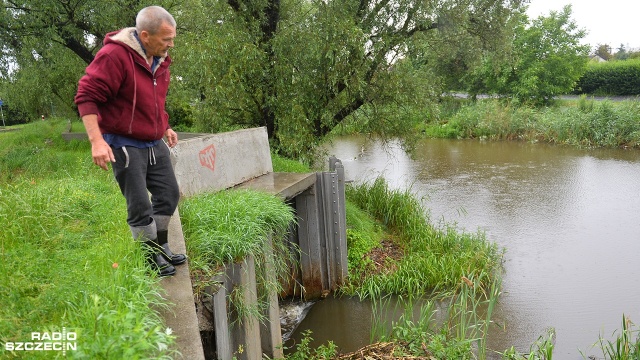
[423,100,540,141]
[589,315,640,360]
[538,100,640,148]
[365,275,501,359]
[344,177,502,298]
[179,189,296,319]
[424,99,640,149]
[503,328,556,360]
[180,189,295,271]
[0,120,176,358]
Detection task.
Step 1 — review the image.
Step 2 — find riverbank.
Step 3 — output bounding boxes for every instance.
[421,97,640,149]
[0,120,506,359]
[3,118,638,359]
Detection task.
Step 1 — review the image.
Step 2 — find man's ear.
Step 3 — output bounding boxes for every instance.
[138,30,150,43]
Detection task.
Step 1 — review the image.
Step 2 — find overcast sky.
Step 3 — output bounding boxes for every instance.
[525,0,640,51]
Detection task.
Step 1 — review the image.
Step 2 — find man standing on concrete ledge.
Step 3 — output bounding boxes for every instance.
[74,6,186,277]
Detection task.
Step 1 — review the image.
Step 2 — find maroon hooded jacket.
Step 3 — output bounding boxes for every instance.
[75,28,171,141]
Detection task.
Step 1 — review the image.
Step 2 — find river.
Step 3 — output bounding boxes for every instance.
[289,136,640,359]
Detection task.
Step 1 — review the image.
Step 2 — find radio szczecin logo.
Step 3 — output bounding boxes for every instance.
[5,328,77,356]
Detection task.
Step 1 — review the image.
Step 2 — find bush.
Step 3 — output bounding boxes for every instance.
[575,59,640,95]
[0,102,31,126]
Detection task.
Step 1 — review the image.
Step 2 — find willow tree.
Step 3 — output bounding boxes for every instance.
[0,0,149,117]
[1,0,525,157]
[174,0,526,160]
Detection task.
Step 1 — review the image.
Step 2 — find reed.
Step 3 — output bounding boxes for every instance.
[591,315,640,360]
[364,275,502,359]
[344,177,502,297]
[503,328,556,360]
[423,98,640,149]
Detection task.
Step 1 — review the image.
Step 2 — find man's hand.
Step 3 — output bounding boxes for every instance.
[91,138,116,171]
[82,114,115,171]
[165,128,178,148]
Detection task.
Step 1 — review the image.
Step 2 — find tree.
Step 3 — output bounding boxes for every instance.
[173,0,526,159]
[0,0,149,117]
[595,43,612,61]
[613,44,629,61]
[468,5,589,105]
[1,0,527,159]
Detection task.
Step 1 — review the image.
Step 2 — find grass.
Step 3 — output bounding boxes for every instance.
[421,97,640,149]
[179,188,297,310]
[342,177,502,298]
[0,119,176,358]
[590,315,640,360]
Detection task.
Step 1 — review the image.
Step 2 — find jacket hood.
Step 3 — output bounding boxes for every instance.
[74,27,173,141]
[104,28,169,67]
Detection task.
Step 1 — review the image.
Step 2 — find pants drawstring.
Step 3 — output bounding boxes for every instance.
[122,146,130,169]
[148,147,157,166]
[119,145,156,168]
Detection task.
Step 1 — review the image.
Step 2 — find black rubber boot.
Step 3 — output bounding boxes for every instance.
[157,230,187,266]
[131,219,175,277]
[144,240,177,277]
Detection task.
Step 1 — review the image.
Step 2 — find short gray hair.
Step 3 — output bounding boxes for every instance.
[136,6,176,34]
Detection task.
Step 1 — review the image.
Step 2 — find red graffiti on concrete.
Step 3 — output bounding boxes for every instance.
[199,144,216,172]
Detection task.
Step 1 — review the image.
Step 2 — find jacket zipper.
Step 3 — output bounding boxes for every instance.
[131,56,164,139]
[153,77,158,139]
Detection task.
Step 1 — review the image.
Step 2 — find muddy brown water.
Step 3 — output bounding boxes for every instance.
[288,136,640,359]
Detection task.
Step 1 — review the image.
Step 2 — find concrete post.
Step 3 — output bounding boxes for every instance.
[210,280,232,360]
[259,235,284,358]
[227,257,262,360]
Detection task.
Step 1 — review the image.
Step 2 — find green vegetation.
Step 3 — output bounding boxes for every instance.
[179,189,296,316]
[576,59,640,96]
[0,120,176,358]
[468,5,589,105]
[503,329,557,360]
[592,316,640,360]
[342,178,501,297]
[4,103,640,358]
[422,98,640,149]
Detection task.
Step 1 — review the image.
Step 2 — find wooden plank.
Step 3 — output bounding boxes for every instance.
[320,172,336,291]
[228,256,262,360]
[333,161,348,286]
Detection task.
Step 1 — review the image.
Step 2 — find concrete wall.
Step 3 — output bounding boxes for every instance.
[171,127,273,197]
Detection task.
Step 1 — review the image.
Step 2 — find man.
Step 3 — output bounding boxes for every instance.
[75,6,185,277]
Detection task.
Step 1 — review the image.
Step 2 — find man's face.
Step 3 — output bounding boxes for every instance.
[141,21,176,58]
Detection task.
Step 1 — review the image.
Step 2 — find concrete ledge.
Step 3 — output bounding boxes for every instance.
[233,172,316,200]
[158,209,205,360]
[172,128,273,197]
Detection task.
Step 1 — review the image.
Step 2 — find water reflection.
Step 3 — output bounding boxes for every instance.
[291,136,640,359]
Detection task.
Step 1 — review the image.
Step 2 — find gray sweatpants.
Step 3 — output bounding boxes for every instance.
[111,142,180,228]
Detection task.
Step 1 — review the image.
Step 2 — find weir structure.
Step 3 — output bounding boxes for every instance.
[159,127,348,359]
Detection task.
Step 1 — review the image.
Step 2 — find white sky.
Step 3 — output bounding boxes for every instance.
[525,0,640,51]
